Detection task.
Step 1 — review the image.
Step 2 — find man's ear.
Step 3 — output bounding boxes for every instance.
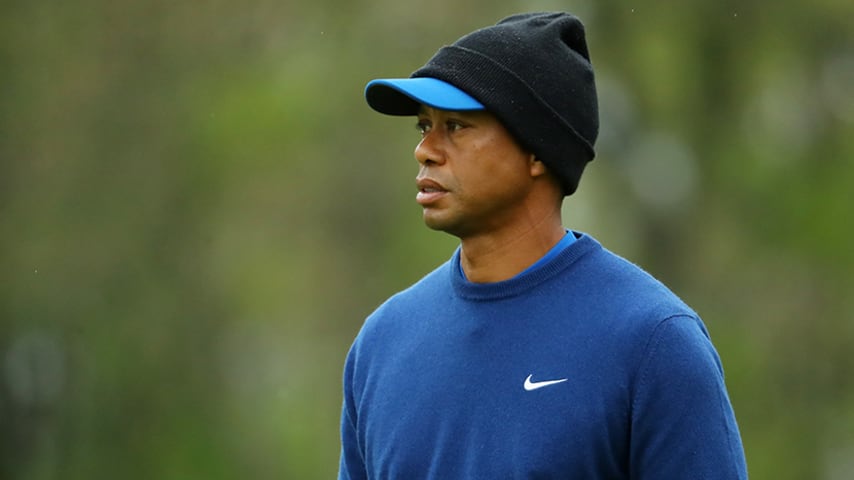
[529,154,549,177]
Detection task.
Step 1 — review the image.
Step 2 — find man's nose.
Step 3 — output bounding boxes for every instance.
[414,131,445,166]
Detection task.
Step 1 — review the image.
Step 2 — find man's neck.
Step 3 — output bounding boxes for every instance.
[458,212,565,283]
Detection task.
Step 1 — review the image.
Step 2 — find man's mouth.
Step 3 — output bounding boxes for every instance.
[416,178,447,205]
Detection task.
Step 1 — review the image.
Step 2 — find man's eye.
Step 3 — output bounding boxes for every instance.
[446,120,465,132]
[416,121,431,135]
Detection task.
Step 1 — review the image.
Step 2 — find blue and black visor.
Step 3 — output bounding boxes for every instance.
[365,77,485,116]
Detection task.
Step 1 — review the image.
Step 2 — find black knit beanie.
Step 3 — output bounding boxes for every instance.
[369,12,599,196]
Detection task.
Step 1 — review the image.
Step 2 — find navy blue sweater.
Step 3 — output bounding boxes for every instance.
[340,233,747,479]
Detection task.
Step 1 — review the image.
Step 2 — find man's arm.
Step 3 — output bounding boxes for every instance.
[338,401,366,480]
[338,347,367,480]
[630,315,748,479]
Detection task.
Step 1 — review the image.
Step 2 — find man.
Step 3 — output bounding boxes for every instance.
[340,12,747,479]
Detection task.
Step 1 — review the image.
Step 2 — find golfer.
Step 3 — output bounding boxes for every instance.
[339,11,748,479]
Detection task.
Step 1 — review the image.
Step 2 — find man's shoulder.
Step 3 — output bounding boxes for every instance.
[581,240,692,305]
[359,257,454,331]
[384,258,454,308]
[567,236,700,331]
[347,257,455,365]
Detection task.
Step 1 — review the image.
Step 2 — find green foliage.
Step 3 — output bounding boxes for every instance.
[2,0,853,478]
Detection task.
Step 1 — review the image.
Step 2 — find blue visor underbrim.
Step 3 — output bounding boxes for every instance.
[365,77,485,116]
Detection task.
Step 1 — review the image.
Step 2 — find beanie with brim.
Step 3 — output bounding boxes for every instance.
[365,12,599,196]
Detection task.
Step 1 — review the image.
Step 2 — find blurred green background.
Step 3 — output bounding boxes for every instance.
[2,0,853,478]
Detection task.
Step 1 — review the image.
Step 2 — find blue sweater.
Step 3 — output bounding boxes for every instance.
[340,233,747,479]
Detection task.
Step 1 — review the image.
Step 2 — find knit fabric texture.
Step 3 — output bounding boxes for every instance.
[339,233,748,479]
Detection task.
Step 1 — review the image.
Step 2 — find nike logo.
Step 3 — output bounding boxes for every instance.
[523,374,568,391]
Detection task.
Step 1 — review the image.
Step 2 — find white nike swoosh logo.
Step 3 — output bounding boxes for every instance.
[523,374,568,391]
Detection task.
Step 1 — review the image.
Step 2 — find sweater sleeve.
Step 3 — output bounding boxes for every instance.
[338,347,367,480]
[630,315,748,479]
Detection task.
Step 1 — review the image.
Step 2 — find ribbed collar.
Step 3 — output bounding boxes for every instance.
[450,232,599,301]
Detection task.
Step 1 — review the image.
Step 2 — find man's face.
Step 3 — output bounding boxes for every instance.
[413,106,538,238]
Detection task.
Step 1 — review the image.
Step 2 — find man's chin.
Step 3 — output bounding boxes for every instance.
[423,211,450,230]
[422,213,447,232]
[423,211,467,238]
